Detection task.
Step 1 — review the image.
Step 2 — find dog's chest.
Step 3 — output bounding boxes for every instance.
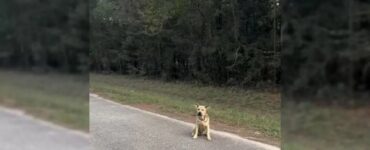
[197,120,208,134]
[197,117,209,127]
[199,120,208,126]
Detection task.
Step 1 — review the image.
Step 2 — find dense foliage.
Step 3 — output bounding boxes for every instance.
[90,0,281,87]
[0,0,89,73]
[282,0,370,101]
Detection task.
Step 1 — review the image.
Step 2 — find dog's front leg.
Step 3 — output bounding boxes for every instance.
[206,125,211,140]
[192,125,198,139]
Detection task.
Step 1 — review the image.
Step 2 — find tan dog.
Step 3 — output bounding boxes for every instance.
[192,104,211,140]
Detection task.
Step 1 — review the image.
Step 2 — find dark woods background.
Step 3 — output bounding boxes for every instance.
[0,0,89,73]
[282,1,370,149]
[0,0,282,87]
[1,0,369,102]
[89,0,281,87]
[282,0,370,104]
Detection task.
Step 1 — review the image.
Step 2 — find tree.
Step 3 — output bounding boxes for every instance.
[90,0,281,87]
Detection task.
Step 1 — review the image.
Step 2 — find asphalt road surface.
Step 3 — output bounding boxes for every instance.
[90,94,279,150]
[0,107,90,150]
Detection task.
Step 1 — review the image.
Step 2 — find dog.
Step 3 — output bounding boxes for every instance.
[192,104,211,140]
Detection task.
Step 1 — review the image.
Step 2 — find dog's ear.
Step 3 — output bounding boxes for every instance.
[205,105,210,109]
[194,104,199,108]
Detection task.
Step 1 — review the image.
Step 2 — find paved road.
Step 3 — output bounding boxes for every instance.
[90,94,279,150]
[0,107,90,150]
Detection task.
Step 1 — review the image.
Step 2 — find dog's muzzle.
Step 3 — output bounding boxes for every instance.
[197,112,202,116]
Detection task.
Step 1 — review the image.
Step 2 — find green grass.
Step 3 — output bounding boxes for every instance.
[283,102,370,150]
[0,70,89,131]
[90,73,281,143]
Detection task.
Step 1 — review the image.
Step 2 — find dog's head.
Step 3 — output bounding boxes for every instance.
[195,104,209,117]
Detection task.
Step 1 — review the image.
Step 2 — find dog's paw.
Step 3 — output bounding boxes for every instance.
[207,137,212,141]
[192,136,198,139]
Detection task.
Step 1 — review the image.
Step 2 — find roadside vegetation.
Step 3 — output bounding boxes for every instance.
[283,102,370,150]
[90,0,281,87]
[282,0,370,149]
[0,70,89,131]
[90,73,280,145]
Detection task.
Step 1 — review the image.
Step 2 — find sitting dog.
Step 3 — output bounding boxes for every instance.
[192,104,211,140]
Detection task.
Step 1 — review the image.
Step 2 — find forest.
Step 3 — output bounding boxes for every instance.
[90,0,370,102]
[282,0,370,102]
[1,0,368,102]
[90,0,281,87]
[0,0,89,73]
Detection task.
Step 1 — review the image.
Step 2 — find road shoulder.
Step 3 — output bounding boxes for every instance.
[90,93,280,150]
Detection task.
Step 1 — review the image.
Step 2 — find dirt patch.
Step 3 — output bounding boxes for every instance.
[0,97,20,108]
[129,103,279,146]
